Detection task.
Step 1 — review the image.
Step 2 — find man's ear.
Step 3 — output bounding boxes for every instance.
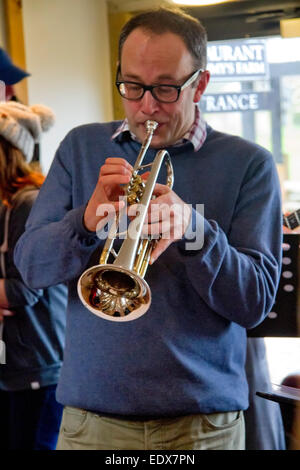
[193,70,210,103]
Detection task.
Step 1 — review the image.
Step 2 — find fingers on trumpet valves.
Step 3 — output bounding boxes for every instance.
[100,158,133,179]
[104,157,133,170]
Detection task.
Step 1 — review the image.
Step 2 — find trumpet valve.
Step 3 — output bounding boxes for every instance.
[127,174,146,205]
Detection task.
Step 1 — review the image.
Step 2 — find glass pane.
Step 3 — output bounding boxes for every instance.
[203,36,300,213]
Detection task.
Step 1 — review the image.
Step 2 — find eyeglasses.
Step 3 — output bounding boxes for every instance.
[115,67,203,104]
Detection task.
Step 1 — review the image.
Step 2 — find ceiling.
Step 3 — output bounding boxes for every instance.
[107,0,300,40]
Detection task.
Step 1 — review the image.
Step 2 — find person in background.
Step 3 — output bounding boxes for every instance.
[244,216,300,449]
[281,373,300,449]
[244,338,286,449]
[0,101,67,450]
[15,7,282,450]
[0,47,30,101]
[0,48,40,162]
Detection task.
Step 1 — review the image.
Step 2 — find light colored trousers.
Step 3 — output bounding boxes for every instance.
[56,406,245,450]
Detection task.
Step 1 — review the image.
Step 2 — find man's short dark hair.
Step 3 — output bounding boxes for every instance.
[118,7,207,70]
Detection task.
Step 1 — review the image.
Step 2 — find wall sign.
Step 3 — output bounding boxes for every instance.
[200,91,273,113]
[207,40,269,81]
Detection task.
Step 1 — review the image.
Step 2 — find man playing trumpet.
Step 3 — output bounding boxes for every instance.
[15,7,282,450]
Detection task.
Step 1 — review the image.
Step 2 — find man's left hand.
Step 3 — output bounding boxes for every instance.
[129,182,191,264]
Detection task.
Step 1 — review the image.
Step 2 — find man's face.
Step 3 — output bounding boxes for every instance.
[119,28,208,148]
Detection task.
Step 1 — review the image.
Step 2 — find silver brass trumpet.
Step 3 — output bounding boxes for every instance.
[77,120,174,322]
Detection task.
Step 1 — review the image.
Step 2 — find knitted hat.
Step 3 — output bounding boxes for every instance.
[0,101,55,162]
[0,48,30,85]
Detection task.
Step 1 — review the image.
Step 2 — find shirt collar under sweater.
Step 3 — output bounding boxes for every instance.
[111,104,207,152]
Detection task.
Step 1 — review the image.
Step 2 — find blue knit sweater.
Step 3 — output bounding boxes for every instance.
[0,189,67,391]
[14,122,282,417]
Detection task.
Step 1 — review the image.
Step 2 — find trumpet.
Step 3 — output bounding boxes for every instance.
[77,120,174,322]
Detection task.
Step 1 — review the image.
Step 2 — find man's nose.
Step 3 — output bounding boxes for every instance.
[140,90,160,114]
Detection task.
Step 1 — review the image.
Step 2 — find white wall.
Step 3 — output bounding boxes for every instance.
[23,0,113,172]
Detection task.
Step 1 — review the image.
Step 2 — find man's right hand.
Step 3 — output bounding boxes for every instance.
[83,158,133,232]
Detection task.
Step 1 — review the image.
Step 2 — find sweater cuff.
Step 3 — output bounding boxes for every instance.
[64,205,113,249]
[65,205,99,240]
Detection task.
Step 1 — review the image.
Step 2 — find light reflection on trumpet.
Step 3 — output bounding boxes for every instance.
[77,120,174,322]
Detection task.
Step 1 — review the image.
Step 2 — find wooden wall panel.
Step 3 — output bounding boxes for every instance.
[4,0,28,103]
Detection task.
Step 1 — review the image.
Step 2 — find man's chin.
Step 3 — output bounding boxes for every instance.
[150,141,166,149]
[150,133,172,149]
[134,124,170,148]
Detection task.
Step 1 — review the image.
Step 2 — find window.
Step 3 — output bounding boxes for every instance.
[203,36,300,213]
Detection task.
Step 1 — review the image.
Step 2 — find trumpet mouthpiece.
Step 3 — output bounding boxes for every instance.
[145,120,158,134]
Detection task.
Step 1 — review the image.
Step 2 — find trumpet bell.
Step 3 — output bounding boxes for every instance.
[77,264,151,322]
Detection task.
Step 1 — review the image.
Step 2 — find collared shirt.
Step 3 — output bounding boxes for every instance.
[111,104,207,152]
